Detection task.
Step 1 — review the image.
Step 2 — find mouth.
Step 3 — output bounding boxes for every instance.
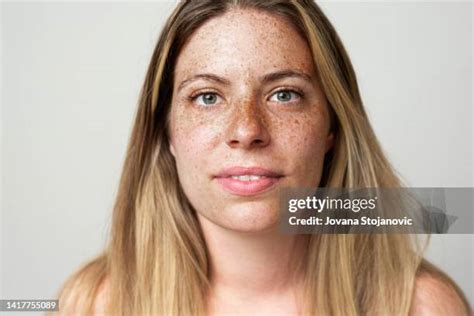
[214,167,284,197]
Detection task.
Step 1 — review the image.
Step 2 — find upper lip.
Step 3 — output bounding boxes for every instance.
[215,166,283,178]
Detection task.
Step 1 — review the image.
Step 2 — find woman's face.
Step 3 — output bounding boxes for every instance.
[169,8,334,233]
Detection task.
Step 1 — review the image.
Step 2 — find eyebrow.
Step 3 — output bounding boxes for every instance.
[178,74,230,92]
[177,69,314,92]
[261,69,313,84]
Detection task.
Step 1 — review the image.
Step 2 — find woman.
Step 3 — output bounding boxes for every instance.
[55,0,471,315]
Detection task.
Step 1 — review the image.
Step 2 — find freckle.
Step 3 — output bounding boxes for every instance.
[294,119,300,125]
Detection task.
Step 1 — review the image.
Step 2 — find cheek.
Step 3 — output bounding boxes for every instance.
[172,125,214,179]
[170,113,222,205]
[278,117,329,185]
[175,128,208,159]
[171,103,215,155]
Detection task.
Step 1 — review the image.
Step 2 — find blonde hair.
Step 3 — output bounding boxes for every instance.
[53,1,470,315]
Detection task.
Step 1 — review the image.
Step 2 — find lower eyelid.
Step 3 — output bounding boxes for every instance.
[268,90,304,102]
[188,92,216,101]
[186,90,304,105]
[192,93,223,107]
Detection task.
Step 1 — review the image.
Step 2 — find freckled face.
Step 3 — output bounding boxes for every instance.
[168,9,334,233]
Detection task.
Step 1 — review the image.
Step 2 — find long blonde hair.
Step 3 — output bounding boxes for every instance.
[54,1,470,315]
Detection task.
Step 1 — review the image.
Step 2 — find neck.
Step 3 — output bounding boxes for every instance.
[197,214,308,299]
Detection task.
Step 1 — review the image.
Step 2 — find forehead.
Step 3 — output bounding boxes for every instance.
[174,8,315,79]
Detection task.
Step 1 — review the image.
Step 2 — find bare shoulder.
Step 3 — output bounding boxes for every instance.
[55,277,109,316]
[91,276,110,315]
[410,272,471,316]
[52,255,109,316]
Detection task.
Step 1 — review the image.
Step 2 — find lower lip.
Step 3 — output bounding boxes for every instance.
[215,176,281,196]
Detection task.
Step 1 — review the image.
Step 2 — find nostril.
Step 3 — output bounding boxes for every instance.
[228,139,239,146]
[226,136,268,149]
[251,139,264,146]
[225,110,271,149]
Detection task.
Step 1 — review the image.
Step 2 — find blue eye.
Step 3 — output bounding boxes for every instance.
[269,90,303,103]
[191,92,222,106]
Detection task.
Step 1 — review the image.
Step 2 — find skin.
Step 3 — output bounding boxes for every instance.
[168,8,333,234]
[81,8,469,316]
[164,7,470,316]
[167,8,333,314]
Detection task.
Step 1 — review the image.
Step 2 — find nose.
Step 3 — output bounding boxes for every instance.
[225,98,270,149]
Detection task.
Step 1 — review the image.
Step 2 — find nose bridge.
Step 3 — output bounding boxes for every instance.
[225,88,270,149]
[237,92,262,123]
[232,79,264,122]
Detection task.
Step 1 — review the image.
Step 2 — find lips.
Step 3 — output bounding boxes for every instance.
[214,167,283,196]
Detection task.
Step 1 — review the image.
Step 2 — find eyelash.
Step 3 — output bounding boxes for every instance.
[269,88,305,103]
[187,90,219,103]
[187,88,305,106]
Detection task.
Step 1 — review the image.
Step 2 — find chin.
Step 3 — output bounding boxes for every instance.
[218,201,281,233]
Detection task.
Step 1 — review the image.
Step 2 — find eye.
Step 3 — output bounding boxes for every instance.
[190,92,222,107]
[269,89,303,103]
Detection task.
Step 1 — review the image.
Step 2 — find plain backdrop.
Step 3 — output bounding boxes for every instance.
[1,1,473,313]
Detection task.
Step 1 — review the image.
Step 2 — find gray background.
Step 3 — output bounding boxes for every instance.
[1,0,473,312]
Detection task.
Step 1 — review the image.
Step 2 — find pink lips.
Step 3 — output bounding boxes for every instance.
[214,167,283,196]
